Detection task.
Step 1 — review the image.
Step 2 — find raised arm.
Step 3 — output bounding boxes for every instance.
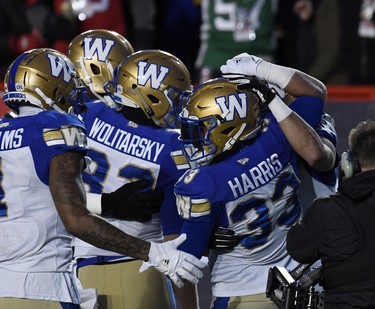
[221,53,335,171]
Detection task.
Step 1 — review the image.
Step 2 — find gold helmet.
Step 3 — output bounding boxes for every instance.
[3,48,83,114]
[179,78,261,166]
[67,29,134,100]
[112,49,192,128]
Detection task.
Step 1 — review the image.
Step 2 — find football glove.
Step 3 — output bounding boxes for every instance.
[139,234,206,288]
[101,179,163,222]
[220,52,264,79]
[209,227,241,251]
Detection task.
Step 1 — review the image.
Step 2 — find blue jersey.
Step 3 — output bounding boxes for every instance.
[0,110,87,302]
[174,96,324,297]
[75,101,187,258]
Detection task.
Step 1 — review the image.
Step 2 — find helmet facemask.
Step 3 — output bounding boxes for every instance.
[179,113,218,166]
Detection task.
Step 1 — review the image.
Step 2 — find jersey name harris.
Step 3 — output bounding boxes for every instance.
[89,117,165,162]
[228,153,283,198]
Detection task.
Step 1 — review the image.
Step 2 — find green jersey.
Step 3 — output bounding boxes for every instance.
[196,0,275,71]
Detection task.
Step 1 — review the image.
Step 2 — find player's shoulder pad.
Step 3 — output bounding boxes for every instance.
[175,168,213,219]
[39,110,86,132]
[40,111,87,148]
[85,99,108,113]
[170,149,190,170]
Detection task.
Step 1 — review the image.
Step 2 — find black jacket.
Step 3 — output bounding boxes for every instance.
[287,170,375,308]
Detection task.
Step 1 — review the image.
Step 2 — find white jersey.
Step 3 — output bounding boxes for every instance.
[0,109,87,303]
[73,101,186,260]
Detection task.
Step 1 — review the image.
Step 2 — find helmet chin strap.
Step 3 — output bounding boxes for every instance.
[78,56,107,103]
[35,88,65,113]
[106,59,114,77]
[223,123,247,152]
[103,95,121,110]
[132,85,162,127]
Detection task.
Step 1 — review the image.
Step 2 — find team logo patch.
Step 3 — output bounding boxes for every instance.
[237,157,249,165]
[15,83,24,91]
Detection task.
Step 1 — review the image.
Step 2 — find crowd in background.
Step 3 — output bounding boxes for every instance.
[0,0,374,86]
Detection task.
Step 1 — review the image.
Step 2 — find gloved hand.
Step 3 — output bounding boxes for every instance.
[236,76,276,107]
[101,179,164,222]
[209,227,241,251]
[139,234,206,288]
[220,52,264,79]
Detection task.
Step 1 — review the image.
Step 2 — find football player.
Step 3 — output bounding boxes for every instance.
[221,53,339,212]
[210,54,339,252]
[173,64,335,308]
[68,29,196,309]
[0,48,205,309]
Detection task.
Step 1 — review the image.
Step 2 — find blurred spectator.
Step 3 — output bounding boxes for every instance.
[194,0,276,84]
[158,0,202,80]
[0,0,77,79]
[300,0,348,84]
[359,0,375,83]
[123,0,158,50]
[67,0,126,37]
[276,0,362,85]
[337,1,361,84]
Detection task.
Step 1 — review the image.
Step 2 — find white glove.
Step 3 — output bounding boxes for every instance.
[220,53,295,89]
[220,52,264,79]
[139,234,205,288]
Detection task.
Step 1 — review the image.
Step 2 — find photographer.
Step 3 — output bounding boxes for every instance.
[287,120,375,309]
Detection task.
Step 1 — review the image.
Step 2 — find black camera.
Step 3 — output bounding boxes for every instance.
[266,263,324,309]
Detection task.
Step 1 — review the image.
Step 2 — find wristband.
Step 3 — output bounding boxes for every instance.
[268,96,293,122]
[257,62,296,89]
[86,192,103,215]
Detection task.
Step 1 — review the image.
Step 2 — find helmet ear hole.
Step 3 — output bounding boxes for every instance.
[59,96,67,105]
[221,126,236,135]
[147,94,159,104]
[90,63,101,75]
[52,88,59,101]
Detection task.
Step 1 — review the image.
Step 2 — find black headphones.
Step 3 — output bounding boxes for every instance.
[340,150,361,180]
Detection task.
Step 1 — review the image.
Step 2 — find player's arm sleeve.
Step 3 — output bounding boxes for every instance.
[174,170,216,258]
[290,96,325,128]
